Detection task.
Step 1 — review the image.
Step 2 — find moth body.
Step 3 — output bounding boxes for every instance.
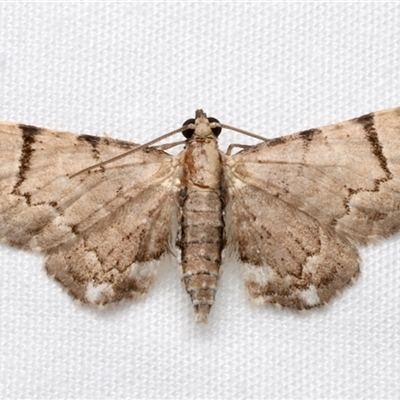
[177,111,224,323]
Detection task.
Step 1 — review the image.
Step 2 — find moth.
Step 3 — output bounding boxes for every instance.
[1,108,400,323]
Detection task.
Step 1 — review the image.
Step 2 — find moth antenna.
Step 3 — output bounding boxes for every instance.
[71,120,267,178]
[70,125,187,178]
[219,123,269,142]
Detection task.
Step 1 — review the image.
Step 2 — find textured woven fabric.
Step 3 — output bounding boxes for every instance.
[1,4,399,399]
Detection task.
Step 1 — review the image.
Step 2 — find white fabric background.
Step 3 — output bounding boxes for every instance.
[1,3,400,399]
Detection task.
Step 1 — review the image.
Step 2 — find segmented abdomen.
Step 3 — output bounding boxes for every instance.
[178,188,224,323]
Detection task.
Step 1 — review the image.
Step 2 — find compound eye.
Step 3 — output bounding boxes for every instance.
[208,117,221,137]
[182,118,195,139]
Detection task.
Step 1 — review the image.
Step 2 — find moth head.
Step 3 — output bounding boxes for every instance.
[182,110,221,139]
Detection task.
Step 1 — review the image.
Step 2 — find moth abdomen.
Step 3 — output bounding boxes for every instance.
[178,189,224,323]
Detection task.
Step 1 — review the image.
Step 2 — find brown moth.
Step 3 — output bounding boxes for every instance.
[1,108,400,323]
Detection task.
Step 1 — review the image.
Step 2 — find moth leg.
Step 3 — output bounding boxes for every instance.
[226,143,253,155]
[153,140,186,152]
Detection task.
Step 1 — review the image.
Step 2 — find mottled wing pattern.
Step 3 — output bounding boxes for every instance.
[0,123,178,304]
[223,107,400,309]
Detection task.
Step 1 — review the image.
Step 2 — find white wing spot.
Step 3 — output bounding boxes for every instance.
[85,282,115,304]
[299,285,320,307]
